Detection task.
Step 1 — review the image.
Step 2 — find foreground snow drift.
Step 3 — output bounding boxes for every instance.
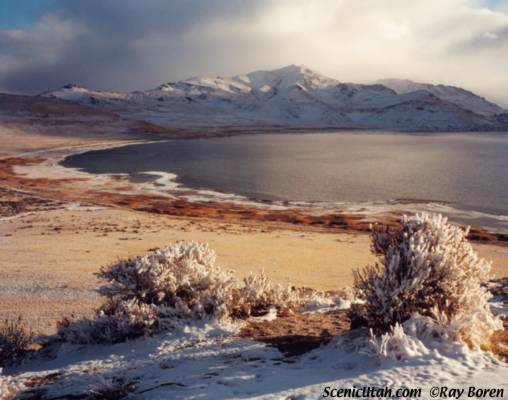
[2,215,506,399]
[3,321,507,400]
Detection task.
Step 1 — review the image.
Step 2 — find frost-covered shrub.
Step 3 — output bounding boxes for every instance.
[88,376,136,400]
[353,213,501,347]
[97,242,236,321]
[57,300,160,344]
[368,311,495,361]
[57,242,306,343]
[58,242,235,343]
[231,271,303,318]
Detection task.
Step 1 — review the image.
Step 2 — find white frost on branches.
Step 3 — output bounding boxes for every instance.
[354,213,502,351]
[57,242,307,343]
[233,271,302,318]
[97,242,236,321]
[369,323,430,361]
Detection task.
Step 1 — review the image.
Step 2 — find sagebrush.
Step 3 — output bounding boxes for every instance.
[353,213,501,347]
[231,272,302,318]
[57,242,309,343]
[88,377,136,400]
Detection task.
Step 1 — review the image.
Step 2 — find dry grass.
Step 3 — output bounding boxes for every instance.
[0,315,34,366]
[482,330,508,362]
[88,377,137,400]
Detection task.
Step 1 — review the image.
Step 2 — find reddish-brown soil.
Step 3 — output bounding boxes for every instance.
[1,155,507,244]
[240,310,508,361]
[239,310,350,356]
[0,157,88,187]
[0,188,62,217]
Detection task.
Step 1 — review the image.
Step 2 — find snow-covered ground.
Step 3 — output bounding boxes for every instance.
[2,240,506,399]
[3,318,507,400]
[3,278,507,400]
[42,65,508,132]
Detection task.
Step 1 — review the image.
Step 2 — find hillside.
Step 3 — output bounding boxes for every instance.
[378,78,506,117]
[41,65,508,132]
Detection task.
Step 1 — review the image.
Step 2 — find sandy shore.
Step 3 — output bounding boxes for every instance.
[2,205,507,335]
[1,128,507,335]
[0,206,373,333]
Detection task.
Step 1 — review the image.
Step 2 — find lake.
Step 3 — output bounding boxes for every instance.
[62,132,508,230]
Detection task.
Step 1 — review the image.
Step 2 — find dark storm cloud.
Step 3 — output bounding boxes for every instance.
[55,0,257,36]
[0,0,507,107]
[0,0,267,93]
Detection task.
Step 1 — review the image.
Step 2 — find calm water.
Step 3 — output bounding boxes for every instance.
[63,132,508,217]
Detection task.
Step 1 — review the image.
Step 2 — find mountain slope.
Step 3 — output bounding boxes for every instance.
[378,78,507,117]
[41,65,508,131]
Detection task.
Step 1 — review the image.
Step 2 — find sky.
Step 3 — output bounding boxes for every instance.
[1,0,507,107]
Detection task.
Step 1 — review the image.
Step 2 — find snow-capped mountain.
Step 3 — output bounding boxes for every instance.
[377,78,506,117]
[42,65,508,131]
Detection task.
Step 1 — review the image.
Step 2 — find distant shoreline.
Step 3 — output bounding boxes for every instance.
[0,137,506,246]
[59,132,508,238]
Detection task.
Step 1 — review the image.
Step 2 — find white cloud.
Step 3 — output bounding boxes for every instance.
[483,31,499,39]
[0,13,85,65]
[0,0,507,106]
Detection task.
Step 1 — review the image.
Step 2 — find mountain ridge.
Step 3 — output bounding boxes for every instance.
[41,65,508,132]
[377,78,506,117]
